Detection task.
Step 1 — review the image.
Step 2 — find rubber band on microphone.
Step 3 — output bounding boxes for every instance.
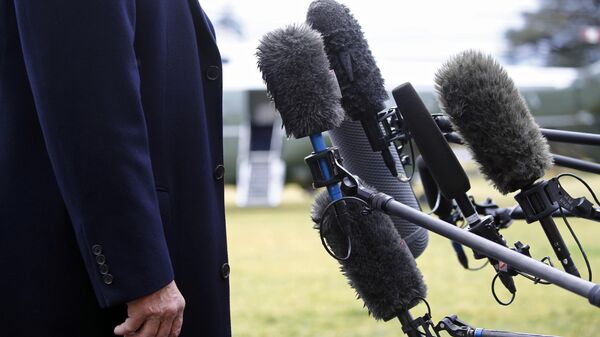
[317,196,370,261]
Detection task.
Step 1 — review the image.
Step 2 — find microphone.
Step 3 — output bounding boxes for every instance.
[416,156,468,268]
[306,0,398,178]
[258,25,428,334]
[256,24,345,200]
[392,82,517,295]
[307,0,429,258]
[311,188,427,334]
[435,50,581,277]
[326,120,429,258]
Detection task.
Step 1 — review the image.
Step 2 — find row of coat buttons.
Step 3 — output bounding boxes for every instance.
[92,244,113,285]
[208,64,228,283]
[206,64,223,183]
[95,244,228,282]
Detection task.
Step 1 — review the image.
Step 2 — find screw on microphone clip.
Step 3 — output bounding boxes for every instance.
[376,107,415,181]
[304,147,346,189]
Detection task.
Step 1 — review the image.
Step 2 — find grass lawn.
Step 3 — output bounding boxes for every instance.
[224,170,600,337]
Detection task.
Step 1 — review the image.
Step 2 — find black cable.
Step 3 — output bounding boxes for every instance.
[398,136,417,182]
[556,172,600,205]
[427,191,442,215]
[515,270,552,285]
[316,197,367,261]
[558,206,592,282]
[467,260,489,272]
[491,273,516,306]
[555,172,597,282]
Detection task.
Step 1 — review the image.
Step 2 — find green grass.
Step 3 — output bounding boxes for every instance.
[224,172,600,337]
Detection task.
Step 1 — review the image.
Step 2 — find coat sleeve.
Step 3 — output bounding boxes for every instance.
[13,0,174,308]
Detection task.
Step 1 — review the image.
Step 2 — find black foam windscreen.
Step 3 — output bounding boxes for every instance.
[256,24,345,139]
[435,50,553,194]
[311,190,427,321]
[306,0,388,121]
[392,83,471,200]
[327,121,429,258]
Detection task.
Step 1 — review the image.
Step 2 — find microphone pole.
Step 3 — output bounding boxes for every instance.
[340,176,600,308]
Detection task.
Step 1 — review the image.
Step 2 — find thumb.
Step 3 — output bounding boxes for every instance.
[114,315,145,336]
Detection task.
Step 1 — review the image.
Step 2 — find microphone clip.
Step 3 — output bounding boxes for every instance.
[377,107,410,154]
[304,147,346,189]
[469,196,513,229]
[515,177,599,222]
[434,315,473,337]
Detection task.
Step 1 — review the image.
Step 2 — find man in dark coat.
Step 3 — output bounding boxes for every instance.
[0,1,230,336]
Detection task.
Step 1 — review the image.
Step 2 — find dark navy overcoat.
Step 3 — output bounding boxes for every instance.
[0,1,230,336]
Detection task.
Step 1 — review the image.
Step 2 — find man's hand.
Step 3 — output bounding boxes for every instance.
[114,280,185,337]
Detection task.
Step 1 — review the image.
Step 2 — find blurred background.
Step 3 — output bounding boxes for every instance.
[202,1,600,336]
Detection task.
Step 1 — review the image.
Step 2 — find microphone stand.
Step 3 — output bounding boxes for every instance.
[541,128,600,146]
[552,154,600,175]
[433,114,600,147]
[338,174,600,308]
[436,116,600,175]
[396,304,560,337]
[435,315,560,337]
[444,132,600,174]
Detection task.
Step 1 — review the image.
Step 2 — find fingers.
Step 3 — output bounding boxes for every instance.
[115,281,185,337]
[169,314,183,337]
[156,318,173,337]
[114,315,145,336]
[131,317,160,337]
[161,304,184,337]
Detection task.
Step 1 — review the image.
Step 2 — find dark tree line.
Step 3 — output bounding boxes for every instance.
[505,0,600,67]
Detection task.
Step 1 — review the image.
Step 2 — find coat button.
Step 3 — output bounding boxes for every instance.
[92,244,102,256]
[99,264,109,275]
[206,65,221,81]
[221,263,230,279]
[96,254,106,265]
[103,274,114,285]
[214,164,225,181]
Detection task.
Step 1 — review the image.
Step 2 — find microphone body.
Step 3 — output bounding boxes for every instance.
[328,121,429,258]
[435,51,580,277]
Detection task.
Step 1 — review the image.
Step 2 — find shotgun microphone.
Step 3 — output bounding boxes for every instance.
[393,82,517,295]
[257,24,345,201]
[435,50,580,277]
[306,0,397,178]
[307,0,429,258]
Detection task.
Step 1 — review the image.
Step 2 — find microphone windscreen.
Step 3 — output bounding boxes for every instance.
[327,121,429,258]
[311,189,427,321]
[306,0,388,120]
[256,24,345,138]
[435,50,553,194]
